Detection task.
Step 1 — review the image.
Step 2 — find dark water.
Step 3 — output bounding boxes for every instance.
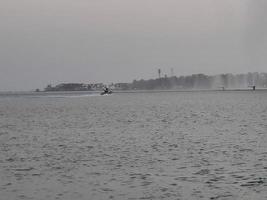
[0,91,266,200]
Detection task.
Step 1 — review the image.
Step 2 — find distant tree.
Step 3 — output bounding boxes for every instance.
[45,84,53,91]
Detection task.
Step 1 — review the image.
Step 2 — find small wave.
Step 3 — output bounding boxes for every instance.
[0,91,101,98]
[39,94,101,98]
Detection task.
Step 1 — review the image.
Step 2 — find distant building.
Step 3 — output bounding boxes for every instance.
[45,83,94,91]
[113,83,130,90]
[89,83,104,90]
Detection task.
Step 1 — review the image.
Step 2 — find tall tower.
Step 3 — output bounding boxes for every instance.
[158,69,161,79]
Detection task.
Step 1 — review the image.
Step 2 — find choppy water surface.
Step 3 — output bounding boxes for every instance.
[0,91,266,200]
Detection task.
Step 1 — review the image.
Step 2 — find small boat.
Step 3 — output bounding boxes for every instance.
[101,87,112,95]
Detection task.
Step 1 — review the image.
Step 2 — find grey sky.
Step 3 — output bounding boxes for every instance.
[0,0,266,91]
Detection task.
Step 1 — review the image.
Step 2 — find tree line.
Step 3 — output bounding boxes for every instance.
[119,72,267,90]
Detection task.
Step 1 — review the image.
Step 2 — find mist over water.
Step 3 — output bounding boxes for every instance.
[211,73,266,89]
[129,72,267,91]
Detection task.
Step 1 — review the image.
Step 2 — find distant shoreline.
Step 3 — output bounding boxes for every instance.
[112,88,267,94]
[1,88,267,96]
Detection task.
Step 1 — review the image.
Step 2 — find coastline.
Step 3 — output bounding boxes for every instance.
[1,88,267,97]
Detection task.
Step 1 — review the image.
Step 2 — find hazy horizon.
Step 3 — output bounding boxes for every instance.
[1,0,266,91]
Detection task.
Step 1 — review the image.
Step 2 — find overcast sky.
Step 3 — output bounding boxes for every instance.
[0,0,266,91]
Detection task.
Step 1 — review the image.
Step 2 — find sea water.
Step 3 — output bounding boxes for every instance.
[0,91,266,200]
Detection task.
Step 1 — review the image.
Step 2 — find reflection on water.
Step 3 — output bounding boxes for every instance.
[0,91,266,200]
